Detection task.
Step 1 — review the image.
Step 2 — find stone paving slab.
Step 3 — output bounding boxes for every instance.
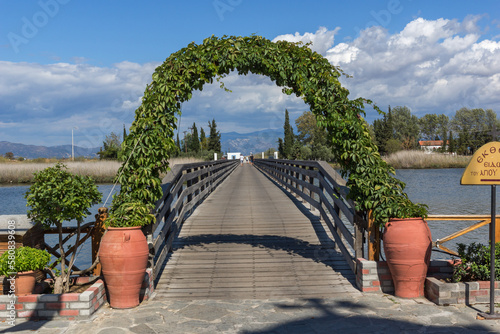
[2,292,500,333]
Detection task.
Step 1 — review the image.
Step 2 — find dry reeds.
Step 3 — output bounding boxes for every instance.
[0,157,204,184]
[383,150,471,169]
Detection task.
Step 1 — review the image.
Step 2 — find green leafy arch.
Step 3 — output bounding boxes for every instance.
[114,35,426,226]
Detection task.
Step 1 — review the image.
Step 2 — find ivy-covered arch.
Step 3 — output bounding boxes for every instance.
[113,35,426,226]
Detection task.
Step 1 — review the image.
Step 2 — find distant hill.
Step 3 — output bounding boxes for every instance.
[0,129,282,159]
[221,129,281,155]
[0,141,100,159]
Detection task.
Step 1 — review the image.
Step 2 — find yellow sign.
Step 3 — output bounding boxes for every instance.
[461,141,500,185]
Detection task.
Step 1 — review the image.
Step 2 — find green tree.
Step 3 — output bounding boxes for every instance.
[208,119,221,152]
[188,123,200,153]
[4,152,14,160]
[372,106,394,155]
[200,127,207,151]
[278,138,284,158]
[295,110,333,160]
[391,106,419,149]
[97,132,121,160]
[448,130,455,154]
[451,108,497,154]
[282,109,294,159]
[25,163,101,293]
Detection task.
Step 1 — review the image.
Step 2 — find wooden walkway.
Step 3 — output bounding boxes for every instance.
[154,164,360,299]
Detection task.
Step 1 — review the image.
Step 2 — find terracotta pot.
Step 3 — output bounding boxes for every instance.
[383,218,432,298]
[99,226,149,308]
[14,271,37,296]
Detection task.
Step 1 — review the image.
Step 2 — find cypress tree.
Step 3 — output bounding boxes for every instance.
[200,127,207,150]
[448,131,455,154]
[208,119,221,152]
[283,109,294,159]
[123,124,127,142]
[189,122,200,153]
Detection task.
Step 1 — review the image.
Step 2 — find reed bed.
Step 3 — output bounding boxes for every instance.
[0,157,203,184]
[383,150,471,169]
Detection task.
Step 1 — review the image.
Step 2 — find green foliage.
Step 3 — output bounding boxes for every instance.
[453,242,500,282]
[208,119,221,153]
[294,110,333,161]
[98,132,122,160]
[448,131,455,154]
[419,114,449,141]
[391,106,420,150]
[106,201,155,227]
[282,109,294,159]
[188,123,200,153]
[4,152,14,160]
[25,163,102,228]
[200,127,207,151]
[114,34,427,227]
[0,246,51,276]
[451,108,497,155]
[385,139,402,155]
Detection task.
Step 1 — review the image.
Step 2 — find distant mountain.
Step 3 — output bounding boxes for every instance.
[0,141,100,159]
[0,129,282,159]
[221,129,282,155]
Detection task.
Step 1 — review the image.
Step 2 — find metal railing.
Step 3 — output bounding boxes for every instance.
[253,159,369,273]
[146,159,239,281]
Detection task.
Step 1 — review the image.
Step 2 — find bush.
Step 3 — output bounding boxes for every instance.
[106,201,155,227]
[452,242,500,282]
[0,246,51,276]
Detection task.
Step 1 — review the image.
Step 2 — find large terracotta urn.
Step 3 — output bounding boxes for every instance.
[99,226,149,308]
[383,218,432,298]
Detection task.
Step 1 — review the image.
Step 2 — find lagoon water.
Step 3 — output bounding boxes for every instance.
[0,169,497,267]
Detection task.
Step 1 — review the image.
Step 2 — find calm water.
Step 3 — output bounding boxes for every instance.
[395,168,495,258]
[0,169,496,265]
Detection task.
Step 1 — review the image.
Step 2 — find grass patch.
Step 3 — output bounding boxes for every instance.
[383,150,471,169]
[0,157,203,184]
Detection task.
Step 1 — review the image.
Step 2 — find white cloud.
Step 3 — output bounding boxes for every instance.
[322,17,500,118]
[273,26,340,54]
[0,60,159,146]
[3,17,500,147]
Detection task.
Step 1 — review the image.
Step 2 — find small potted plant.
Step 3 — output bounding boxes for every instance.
[99,201,154,309]
[0,246,51,295]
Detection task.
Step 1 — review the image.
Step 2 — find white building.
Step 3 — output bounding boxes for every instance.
[419,140,448,153]
[227,152,242,160]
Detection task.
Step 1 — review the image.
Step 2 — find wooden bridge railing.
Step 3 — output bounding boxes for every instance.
[426,215,500,256]
[146,159,239,281]
[253,159,369,273]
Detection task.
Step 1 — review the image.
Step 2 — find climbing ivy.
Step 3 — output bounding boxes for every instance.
[113,35,427,227]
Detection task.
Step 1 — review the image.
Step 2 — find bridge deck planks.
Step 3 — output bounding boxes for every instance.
[155,164,360,300]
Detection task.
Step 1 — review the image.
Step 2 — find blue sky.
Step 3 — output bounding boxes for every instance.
[1,0,499,148]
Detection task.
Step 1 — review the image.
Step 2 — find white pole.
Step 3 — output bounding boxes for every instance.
[214,152,217,160]
[72,128,74,161]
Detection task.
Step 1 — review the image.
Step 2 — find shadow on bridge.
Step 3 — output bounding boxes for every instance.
[239,298,492,333]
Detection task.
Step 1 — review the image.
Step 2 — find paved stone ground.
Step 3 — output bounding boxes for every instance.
[2,292,500,334]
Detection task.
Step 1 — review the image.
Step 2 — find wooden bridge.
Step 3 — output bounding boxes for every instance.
[146,159,371,299]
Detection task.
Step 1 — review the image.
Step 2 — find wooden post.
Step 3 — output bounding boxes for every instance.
[92,207,108,276]
[367,210,380,261]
